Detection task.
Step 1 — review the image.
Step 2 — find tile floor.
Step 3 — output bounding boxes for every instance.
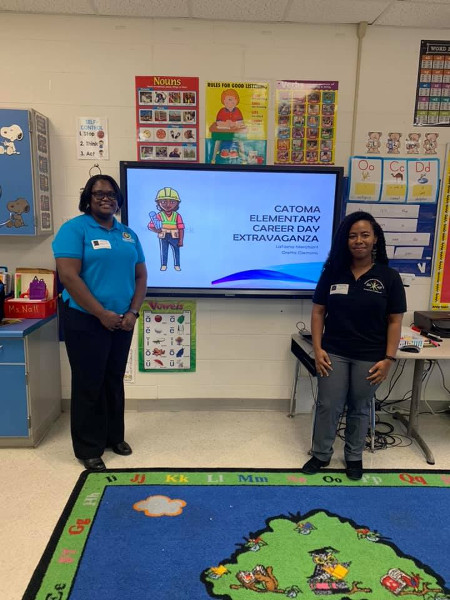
[2,408,449,600]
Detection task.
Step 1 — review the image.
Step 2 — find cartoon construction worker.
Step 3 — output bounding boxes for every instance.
[148,187,184,271]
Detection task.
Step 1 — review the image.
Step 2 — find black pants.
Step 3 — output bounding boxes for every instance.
[62,303,133,459]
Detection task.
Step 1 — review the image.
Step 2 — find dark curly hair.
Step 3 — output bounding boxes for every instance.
[323,210,388,277]
[79,174,123,214]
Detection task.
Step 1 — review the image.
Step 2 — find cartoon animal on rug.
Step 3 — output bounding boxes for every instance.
[307,547,372,595]
[295,520,316,535]
[230,564,286,593]
[355,527,382,542]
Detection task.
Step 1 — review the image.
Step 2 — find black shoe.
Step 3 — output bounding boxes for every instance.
[111,441,132,456]
[346,460,363,480]
[82,457,106,472]
[302,456,330,474]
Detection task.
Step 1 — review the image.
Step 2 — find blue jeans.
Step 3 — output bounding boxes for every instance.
[312,353,379,462]
[159,234,180,267]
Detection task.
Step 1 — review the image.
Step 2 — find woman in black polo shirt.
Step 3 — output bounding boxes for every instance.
[302,211,406,480]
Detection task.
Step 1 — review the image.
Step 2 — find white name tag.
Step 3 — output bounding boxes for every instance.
[92,239,111,250]
[330,283,349,295]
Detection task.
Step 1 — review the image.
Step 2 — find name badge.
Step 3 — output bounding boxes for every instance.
[330,284,349,295]
[92,239,111,250]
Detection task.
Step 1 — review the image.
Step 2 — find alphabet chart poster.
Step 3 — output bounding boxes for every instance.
[414,40,450,126]
[274,80,338,165]
[135,76,199,162]
[347,156,440,277]
[139,299,196,372]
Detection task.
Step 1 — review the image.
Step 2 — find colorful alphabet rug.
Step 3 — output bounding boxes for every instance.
[23,468,450,600]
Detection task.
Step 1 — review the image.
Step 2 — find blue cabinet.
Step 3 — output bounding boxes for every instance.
[0,364,28,436]
[0,109,53,235]
[0,315,61,446]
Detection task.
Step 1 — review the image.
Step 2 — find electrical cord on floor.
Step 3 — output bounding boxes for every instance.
[375,359,407,403]
[297,340,448,449]
[435,360,450,395]
[336,411,413,451]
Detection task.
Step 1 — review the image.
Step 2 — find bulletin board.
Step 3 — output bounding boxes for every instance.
[346,156,440,277]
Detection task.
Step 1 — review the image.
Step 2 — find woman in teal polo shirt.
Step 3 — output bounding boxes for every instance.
[52,174,147,472]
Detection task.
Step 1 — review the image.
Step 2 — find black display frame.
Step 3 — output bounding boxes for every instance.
[120,161,344,299]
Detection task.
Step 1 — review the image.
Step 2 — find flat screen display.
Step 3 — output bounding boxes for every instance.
[120,162,343,298]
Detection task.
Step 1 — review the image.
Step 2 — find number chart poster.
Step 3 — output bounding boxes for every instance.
[135,76,199,163]
[139,299,196,372]
[414,40,450,126]
[347,156,440,277]
[205,81,268,165]
[275,80,338,166]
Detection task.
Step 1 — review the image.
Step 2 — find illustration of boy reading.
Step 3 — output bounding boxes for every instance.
[148,187,184,271]
[215,88,245,130]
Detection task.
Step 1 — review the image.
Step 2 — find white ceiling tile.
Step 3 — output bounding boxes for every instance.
[375,1,450,27]
[287,0,392,24]
[0,0,449,28]
[407,0,450,4]
[0,0,94,13]
[93,0,190,18]
[191,0,290,22]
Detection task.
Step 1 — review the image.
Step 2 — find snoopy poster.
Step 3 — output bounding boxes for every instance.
[0,108,53,235]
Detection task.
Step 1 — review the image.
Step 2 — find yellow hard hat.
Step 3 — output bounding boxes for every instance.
[156,187,180,202]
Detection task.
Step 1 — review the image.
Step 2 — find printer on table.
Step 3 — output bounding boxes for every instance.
[413,310,450,338]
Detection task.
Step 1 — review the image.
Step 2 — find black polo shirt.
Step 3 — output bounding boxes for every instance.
[313,263,407,362]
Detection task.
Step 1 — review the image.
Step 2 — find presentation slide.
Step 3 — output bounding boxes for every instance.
[123,165,341,293]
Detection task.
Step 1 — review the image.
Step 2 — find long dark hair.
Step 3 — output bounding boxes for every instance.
[323,211,388,276]
[79,174,123,213]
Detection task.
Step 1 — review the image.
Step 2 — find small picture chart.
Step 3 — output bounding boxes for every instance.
[414,40,450,126]
[139,299,196,372]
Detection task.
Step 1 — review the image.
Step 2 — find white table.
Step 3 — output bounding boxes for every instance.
[394,338,450,465]
[290,333,450,465]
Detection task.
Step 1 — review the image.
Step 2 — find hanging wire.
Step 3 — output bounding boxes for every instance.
[89,163,102,177]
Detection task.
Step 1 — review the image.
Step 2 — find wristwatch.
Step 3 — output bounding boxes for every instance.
[127,309,140,318]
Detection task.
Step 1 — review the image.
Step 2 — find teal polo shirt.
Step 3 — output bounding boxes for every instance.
[52,214,145,315]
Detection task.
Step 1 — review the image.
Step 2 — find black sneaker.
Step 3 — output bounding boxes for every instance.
[346,460,363,480]
[302,456,330,474]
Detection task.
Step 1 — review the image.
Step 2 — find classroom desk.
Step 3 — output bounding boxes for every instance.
[208,123,248,164]
[290,333,450,465]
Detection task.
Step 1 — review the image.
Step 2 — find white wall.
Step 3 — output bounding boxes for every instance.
[1,13,449,406]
